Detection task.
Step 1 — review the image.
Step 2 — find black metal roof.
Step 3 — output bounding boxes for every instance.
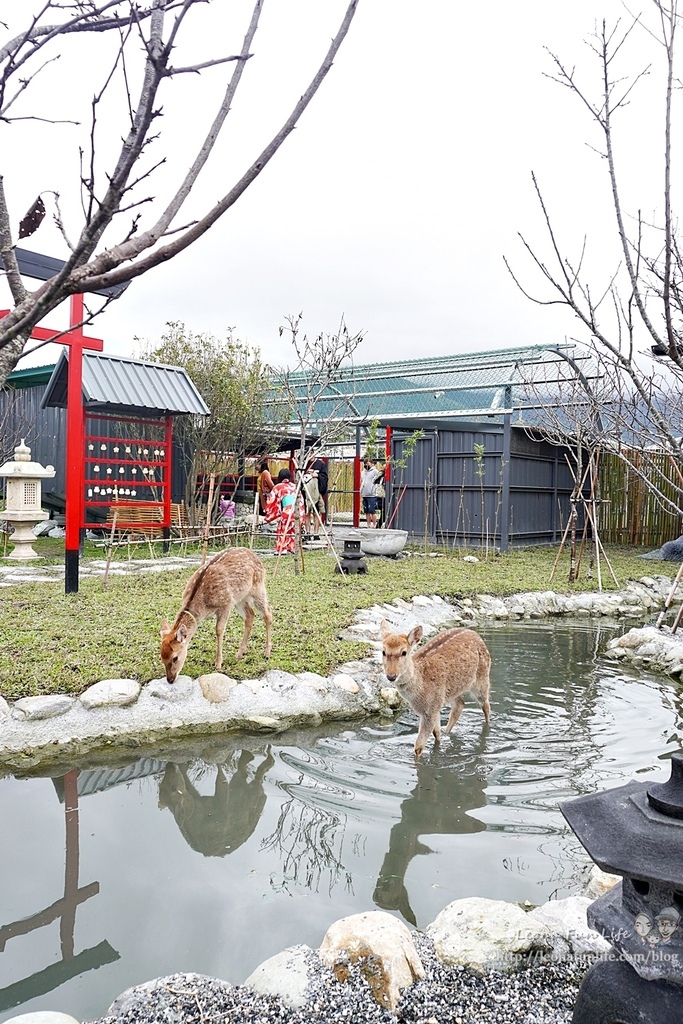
[41,349,210,417]
[15,246,130,298]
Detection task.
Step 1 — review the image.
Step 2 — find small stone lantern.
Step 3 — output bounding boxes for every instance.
[562,752,683,1021]
[0,439,55,560]
[335,537,367,575]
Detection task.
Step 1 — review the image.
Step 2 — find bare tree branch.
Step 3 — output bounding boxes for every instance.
[0,0,361,386]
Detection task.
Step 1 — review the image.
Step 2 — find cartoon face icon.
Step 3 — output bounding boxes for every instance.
[656,907,681,943]
[634,912,654,941]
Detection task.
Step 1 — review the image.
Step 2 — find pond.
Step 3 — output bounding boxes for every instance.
[1,620,681,1023]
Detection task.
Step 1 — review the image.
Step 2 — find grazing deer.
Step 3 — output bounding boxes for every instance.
[380,620,491,758]
[160,548,273,682]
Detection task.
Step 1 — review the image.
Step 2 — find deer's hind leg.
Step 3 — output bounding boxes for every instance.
[473,663,491,724]
[215,601,235,668]
[445,696,466,733]
[234,599,255,659]
[250,586,273,658]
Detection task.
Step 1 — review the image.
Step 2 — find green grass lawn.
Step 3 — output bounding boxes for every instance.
[0,540,665,700]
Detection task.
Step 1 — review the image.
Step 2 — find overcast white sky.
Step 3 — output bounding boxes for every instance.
[2,0,672,372]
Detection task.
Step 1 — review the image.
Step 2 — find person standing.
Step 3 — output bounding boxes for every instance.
[302,454,328,539]
[360,457,383,528]
[374,462,386,527]
[265,468,303,555]
[257,459,274,516]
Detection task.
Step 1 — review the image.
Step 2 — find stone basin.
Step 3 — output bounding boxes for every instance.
[333,527,408,557]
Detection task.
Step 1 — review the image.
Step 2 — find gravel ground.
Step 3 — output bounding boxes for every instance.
[86,935,587,1024]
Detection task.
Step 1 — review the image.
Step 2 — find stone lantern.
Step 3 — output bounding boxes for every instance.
[562,752,683,1021]
[335,537,367,575]
[0,439,55,561]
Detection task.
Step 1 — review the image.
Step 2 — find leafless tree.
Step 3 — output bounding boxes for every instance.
[0,0,360,387]
[516,347,617,584]
[266,313,365,569]
[506,1,683,527]
[271,312,366,468]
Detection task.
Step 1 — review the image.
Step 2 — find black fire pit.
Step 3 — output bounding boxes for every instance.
[562,751,683,1023]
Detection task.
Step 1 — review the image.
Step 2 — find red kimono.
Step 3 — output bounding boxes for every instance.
[265,480,303,554]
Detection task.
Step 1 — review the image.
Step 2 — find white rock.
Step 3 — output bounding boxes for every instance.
[241,715,281,731]
[380,687,402,708]
[526,896,611,956]
[242,678,265,694]
[0,694,9,718]
[147,676,194,700]
[264,670,298,692]
[347,622,381,637]
[12,695,75,720]
[332,673,359,694]
[320,910,424,1012]
[198,673,238,703]
[427,897,550,974]
[4,1014,81,1024]
[244,945,315,1009]
[584,864,620,900]
[79,678,141,709]
[412,596,434,606]
[297,672,329,693]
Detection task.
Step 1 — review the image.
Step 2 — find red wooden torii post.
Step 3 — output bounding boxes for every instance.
[1,294,104,593]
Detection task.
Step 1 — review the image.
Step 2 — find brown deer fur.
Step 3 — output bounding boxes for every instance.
[160,548,273,682]
[380,620,491,757]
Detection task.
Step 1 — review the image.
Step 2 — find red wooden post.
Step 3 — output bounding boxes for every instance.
[384,426,392,483]
[0,300,104,593]
[353,455,361,528]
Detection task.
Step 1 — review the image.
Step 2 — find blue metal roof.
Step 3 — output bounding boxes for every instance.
[41,350,210,416]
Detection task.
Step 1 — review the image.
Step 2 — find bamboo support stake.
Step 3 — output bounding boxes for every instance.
[102,510,118,587]
[582,501,619,588]
[551,459,590,583]
[386,484,408,529]
[201,474,216,566]
[656,560,683,629]
[249,492,259,549]
[305,479,346,577]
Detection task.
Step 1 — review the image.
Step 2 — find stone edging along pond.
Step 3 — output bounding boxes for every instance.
[1,572,682,774]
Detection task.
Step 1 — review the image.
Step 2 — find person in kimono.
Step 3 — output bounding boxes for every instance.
[265,468,303,555]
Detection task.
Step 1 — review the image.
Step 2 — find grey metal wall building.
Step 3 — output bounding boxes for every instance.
[389,422,579,550]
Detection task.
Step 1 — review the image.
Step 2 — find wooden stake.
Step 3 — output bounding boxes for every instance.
[102,510,118,587]
[302,475,346,577]
[201,473,216,566]
[250,492,259,549]
[656,560,683,629]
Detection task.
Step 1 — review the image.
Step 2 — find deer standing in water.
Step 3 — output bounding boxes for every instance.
[380,620,491,757]
[160,548,272,682]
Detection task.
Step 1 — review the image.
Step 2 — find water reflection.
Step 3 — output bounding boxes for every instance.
[158,749,274,857]
[0,770,119,1016]
[374,734,489,925]
[3,621,683,1024]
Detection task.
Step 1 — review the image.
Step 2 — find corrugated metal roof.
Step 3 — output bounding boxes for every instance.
[41,350,210,416]
[275,344,601,424]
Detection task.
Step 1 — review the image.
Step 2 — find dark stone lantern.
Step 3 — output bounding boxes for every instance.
[335,538,367,575]
[562,752,683,1021]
